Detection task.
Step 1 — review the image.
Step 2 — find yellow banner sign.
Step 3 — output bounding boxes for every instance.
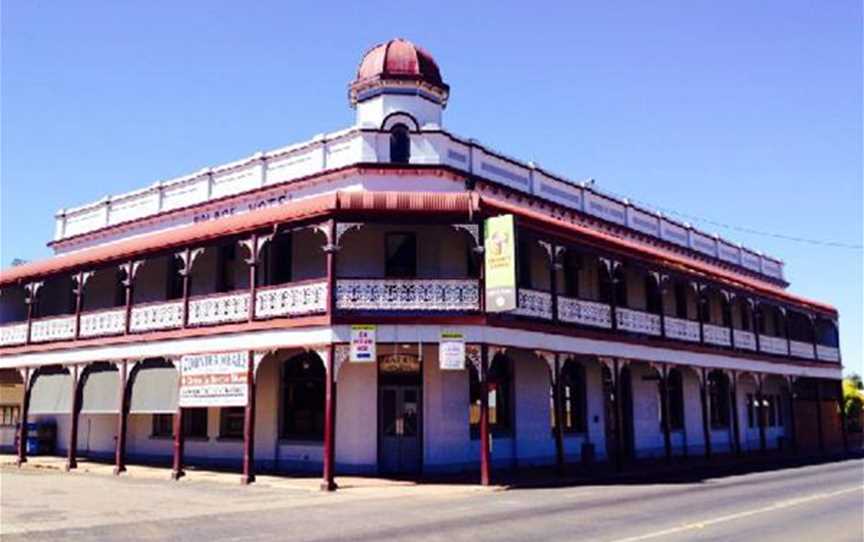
[484,214,517,312]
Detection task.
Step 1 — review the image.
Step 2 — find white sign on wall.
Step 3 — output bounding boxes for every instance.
[179,351,248,408]
[439,331,466,370]
[350,325,377,362]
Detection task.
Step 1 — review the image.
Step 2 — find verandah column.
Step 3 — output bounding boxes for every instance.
[66,365,81,471]
[16,367,31,466]
[837,379,848,454]
[479,344,491,486]
[756,374,767,454]
[658,364,672,463]
[320,344,337,491]
[171,358,185,480]
[114,360,130,475]
[613,358,625,472]
[241,350,257,485]
[786,376,799,454]
[815,379,825,454]
[699,367,712,461]
[551,355,565,476]
[730,371,742,455]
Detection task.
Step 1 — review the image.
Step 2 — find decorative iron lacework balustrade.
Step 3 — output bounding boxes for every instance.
[79,308,127,338]
[789,340,815,360]
[0,323,28,346]
[556,296,611,328]
[129,301,185,332]
[732,329,757,351]
[615,308,661,336]
[512,289,553,320]
[255,281,328,318]
[816,345,840,362]
[664,316,701,342]
[188,292,251,326]
[335,279,480,311]
[759,335,789,356]
[702,323,732,347]
[30,315,77,343]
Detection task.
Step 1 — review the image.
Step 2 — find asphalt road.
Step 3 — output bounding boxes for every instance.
[2,458,862,541]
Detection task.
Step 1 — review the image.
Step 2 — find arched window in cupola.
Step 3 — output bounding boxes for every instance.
[389,124,411,164]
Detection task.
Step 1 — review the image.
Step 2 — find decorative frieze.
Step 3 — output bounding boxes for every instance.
[335,279,480,311]
[615,307,661,336]
[78,308,127,338]
[702,323,732,347]
[0,323,28,346]
[556,296,612,328]
[188,292,251,326]
[512,289,553,320]
[664,316,701,342]
[758,335,789,356]
[255,281,328,318]
[129,301,185,332]
[30,316,77,343]
[732,329,757,351]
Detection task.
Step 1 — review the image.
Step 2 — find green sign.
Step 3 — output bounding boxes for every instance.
[484,214,517,312]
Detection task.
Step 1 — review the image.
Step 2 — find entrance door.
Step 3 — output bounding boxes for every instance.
[380,385,422,475]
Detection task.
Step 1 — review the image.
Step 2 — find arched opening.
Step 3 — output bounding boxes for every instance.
[389,124,411,164]
[814,318,839,348]
[280,352,326,441]
[0,286,28,324]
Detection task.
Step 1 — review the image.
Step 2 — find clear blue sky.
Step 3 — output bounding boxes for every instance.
[2,2,861,375]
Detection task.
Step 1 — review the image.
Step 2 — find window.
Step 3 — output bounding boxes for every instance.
[218,243,238,292]
[219,407,246,439]
[151,414,173,437]
[746,394,755,428]
[469,355,513,437]
[0,405,20,427]
[775,394,784,426]
[389,124,411,164]
[708,372,730,428]
[385,233,417,278]
[281,354,325,440]
[555,362,587,433]
[660,369,684,431]
[517,239,533,289]
[264,233,293,286]
[151,409,208,439]
[766,395,776,427]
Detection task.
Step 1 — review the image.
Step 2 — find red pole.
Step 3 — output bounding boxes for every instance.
[479,344,491,486]
[16,367,31,466]
[114,360,129,475]
[699,368,712,461]
[241,351,257,484]
[171,362,185,480]
[321,344,337,491]
[66,366,80,471]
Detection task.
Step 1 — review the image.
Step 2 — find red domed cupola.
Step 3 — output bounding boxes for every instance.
[349,38,449,108]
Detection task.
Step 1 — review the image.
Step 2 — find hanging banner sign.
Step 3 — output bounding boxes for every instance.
[484,214,517,312]
[350,324,377,362]
[179,351,248,408]
[439,331,466,370]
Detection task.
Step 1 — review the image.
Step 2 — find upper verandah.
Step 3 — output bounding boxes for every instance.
[46,125,787,287]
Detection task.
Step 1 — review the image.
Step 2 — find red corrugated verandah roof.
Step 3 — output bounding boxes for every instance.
[0,190,837,316]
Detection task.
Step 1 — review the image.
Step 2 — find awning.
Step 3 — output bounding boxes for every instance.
[129,362,178,414]
[28,369,72,414]
[80,365,120,414]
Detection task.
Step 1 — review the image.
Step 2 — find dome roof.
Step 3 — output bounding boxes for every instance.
[350,39,449,105]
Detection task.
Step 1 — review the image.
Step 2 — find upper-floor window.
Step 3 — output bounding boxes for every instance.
[385,232,417,278]
[390,124,411,164]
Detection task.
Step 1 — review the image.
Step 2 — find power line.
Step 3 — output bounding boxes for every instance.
[597,188,863,251]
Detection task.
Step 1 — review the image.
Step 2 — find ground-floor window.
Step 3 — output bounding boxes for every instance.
[708,371,730,428]
[219,407,245,439]
[746,394,756,428]
[469,354,513,437]
[281,353,325,440]
[551,361,587,433]
[151,409,208,438]
[0,405,20,427]
[659,369,684,431]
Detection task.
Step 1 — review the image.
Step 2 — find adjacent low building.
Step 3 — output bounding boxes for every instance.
[0,39,846,488]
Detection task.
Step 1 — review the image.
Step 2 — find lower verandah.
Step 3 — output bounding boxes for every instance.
[24,345,800,476]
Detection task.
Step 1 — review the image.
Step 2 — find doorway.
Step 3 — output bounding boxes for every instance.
[379,385,422,474]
